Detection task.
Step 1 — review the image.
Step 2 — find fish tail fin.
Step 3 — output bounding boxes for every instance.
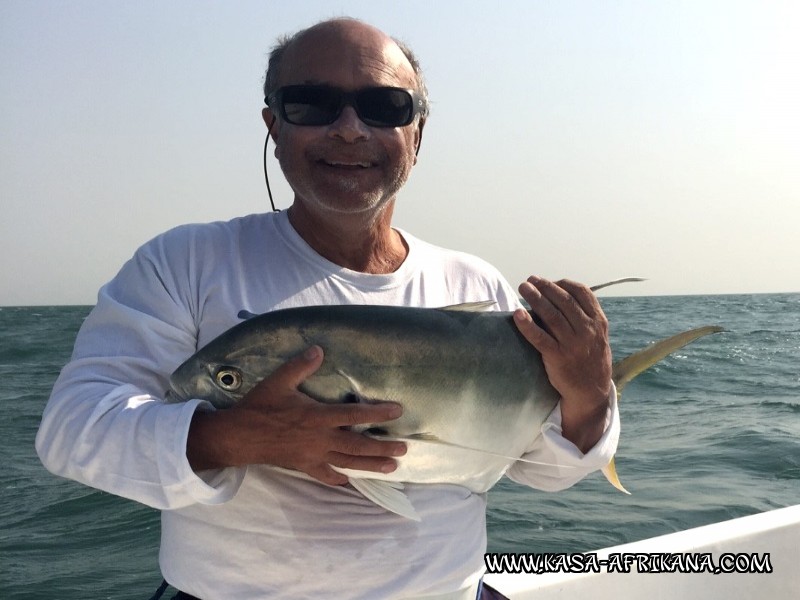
[604,325,724,492]
[611,325,724,395]
[601,457,630,494]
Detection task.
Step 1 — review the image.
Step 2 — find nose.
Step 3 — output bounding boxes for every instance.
[328,105,371,143]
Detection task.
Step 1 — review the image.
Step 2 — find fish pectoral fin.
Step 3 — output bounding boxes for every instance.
[437,300,497,312]
[601,456,630,494]
[347,478,421,522]
[403,432,441,442]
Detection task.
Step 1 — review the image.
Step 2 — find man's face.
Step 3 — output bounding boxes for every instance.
[266,22,423,217]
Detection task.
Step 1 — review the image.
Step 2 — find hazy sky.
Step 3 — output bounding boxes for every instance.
[2,1,798,306]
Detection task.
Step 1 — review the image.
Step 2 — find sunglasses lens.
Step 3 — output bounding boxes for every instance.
[281,87,341,126]
[274,86,419,127]
[357,88,414,127]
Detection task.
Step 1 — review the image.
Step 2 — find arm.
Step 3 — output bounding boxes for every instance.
[34,250,234,510]
[513,276,613,452]
[36,239,406,510]
[507,276,620,489]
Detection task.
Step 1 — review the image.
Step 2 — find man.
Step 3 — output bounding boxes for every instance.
[37,18,619,600]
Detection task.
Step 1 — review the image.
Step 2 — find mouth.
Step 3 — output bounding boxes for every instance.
[320,159,377,170]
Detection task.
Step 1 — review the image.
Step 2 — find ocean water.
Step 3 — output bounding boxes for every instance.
[1,294,798,598]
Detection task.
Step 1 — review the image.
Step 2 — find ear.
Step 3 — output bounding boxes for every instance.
[262,107,280,145]
[413,117,426,162]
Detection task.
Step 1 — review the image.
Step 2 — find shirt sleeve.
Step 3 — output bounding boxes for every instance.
[35,234,245,509]
[505,384,620,491]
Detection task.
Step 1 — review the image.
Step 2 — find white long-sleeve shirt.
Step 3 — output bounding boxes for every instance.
[36,211,619,599]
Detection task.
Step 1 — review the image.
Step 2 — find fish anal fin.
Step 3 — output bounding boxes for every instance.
[602,456,630,494]
[347,478,421,521]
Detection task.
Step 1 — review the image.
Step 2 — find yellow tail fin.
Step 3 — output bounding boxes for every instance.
[604,325,724,491]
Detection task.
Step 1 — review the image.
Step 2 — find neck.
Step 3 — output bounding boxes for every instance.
[287,201,409,274]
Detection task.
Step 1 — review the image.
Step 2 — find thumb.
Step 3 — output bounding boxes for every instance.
[270,345,324,389]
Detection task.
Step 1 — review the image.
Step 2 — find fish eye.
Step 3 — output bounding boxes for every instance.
[214,367,243,391]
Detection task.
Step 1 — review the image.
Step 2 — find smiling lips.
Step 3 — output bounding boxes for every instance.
[322,159,376,169]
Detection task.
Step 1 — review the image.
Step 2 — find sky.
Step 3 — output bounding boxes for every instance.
[2,0,798,306]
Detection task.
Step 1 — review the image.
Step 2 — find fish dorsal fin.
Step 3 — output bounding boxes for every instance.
[611,325,724,395]
[589,277,647,292]
[437,301,497,312]
[237,309,260,320]
[346,478,421,521]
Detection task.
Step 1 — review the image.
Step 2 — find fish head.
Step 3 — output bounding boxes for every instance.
[165,316,307,408]
[166,353,251,408]
[166,342,289,409]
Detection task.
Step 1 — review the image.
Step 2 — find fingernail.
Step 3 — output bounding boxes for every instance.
[304,345,321,360]
[392,444,407,456]
[387,404,403,419]
[381,461,397,473]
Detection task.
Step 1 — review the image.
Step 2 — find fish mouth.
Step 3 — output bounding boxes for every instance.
[163,388,185,403]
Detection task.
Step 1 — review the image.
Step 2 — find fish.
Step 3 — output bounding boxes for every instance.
[167,289,722,520]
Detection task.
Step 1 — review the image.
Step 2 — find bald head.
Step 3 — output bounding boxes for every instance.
[263,18,428,112]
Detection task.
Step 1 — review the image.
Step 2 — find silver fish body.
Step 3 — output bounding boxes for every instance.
[168,302,723,519]
[168,304,560,514]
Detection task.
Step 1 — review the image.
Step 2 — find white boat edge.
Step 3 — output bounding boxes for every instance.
[483,504,800,599]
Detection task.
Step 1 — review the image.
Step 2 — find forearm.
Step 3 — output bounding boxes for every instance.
[559,390,612,453]
[507,385,620,491]
[35,248,245,509]
[36,367,243,509]
[186,408,241,472]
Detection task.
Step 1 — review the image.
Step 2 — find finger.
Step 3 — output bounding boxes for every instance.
[554,279,602,319]
[513,307,558,354]
[323,401,404,428]
[331,428,407,458]
[308,463,350,486]
[519,278,573,336]
[526,276,590,333]
[269,345,325,389]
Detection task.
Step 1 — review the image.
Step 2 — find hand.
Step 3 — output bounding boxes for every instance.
[186,346,407,486]
[513,276,612,453]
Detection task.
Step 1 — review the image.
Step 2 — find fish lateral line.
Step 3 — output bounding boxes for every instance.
[368,432,579,470]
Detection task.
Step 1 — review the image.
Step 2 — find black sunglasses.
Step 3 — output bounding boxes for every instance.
[266,85,427,128]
